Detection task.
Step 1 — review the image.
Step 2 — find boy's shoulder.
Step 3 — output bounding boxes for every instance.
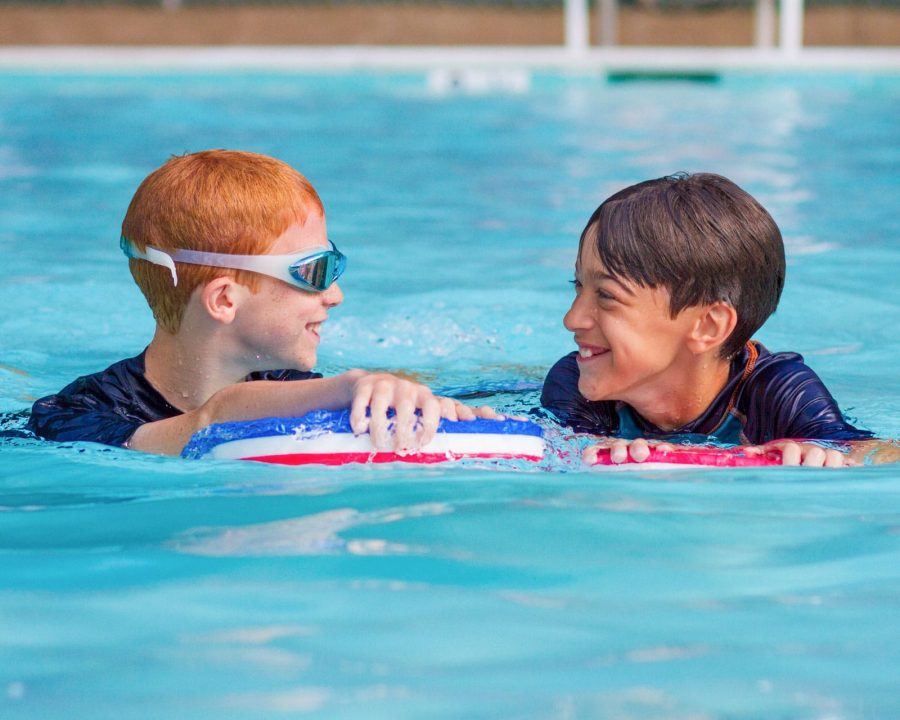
[58,352,172,411]
[26,352,179,446]
[745,342,808,376]
[27,352,323,446]
[738,342,872,442]
[741,342,833,403]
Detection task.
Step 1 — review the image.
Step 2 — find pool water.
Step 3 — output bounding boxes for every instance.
[1,70,899,718]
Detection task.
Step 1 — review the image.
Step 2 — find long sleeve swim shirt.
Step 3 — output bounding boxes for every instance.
[541,341,872,445]
[27,350,321,448]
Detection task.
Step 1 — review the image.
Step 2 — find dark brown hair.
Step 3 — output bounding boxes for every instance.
[581,172,785,358]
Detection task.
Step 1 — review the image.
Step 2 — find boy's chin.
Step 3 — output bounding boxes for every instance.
[251,352,314,372]
[577,379,607,402]
[291,354,315,372]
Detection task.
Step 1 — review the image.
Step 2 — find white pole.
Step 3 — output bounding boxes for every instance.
[754,0,775,48]
[564,0,590,55]
[599,0,619,47]
[780,0,805,55]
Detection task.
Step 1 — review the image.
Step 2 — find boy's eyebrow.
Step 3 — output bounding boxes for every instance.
[590,270,635,295]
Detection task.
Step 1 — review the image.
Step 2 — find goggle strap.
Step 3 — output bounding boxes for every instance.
[121,235,344,291]
[144,246,179,287]
[121,236,179,286]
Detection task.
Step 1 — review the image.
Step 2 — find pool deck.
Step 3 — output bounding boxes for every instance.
[2,45,900,73]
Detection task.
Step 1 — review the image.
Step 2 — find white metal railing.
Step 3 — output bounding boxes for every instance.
[564,0,807,54]
[754,0,776,48]
[780,0,806,54]
[599,0,619,46]
[564,0,590,52]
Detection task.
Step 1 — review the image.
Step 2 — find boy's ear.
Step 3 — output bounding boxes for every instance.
[198,277,242,325]
[686,301,738,355]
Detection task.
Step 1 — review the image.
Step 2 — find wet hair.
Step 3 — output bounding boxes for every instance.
[121,149,324,334]
[580,172,785,359]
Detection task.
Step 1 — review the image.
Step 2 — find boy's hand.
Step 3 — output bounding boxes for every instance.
[584,436,854,468]
[582,437,674,465]
[435,397,505,422]
[130,373,500,457]
[744,439,853,468]
[348,373,500,454]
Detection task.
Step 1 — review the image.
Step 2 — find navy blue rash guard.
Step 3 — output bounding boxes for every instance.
[27,351,321,448]
[541,342,872,445]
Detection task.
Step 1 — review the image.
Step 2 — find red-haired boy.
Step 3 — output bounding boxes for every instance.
[29,150,494,455]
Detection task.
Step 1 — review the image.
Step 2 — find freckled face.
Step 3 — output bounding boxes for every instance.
[564,242,699,409]
[232,212,343,372]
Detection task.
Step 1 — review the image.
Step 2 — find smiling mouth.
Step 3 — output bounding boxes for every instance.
[577,346,609,361]
[307,321,325,338]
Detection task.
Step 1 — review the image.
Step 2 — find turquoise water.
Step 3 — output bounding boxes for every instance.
[1,71,899,718]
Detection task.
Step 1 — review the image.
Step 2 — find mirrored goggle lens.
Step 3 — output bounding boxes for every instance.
[289,251,346,291]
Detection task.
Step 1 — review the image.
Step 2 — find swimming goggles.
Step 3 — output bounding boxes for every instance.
[120,235,346,292]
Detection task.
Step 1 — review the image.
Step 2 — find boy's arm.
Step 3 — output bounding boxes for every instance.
[129,370,494,456]
[743,438,852,467]
[743,354,873,444]
[733,352,880,467]
[582,437,899,468]
[848,439,900,465]
[129,373,359,455]
[741,438,898,467]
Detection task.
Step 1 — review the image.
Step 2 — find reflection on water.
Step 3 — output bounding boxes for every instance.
[172,504,451,557]
[1,71,899,719]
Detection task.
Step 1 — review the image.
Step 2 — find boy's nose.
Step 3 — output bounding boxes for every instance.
[322,281,343,307]
[563,295,591,332]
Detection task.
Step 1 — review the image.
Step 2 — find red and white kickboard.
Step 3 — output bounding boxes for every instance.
[181,409,544,465]
[590,445,783,469]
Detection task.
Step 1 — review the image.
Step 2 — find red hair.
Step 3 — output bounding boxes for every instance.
[121,150,324,333]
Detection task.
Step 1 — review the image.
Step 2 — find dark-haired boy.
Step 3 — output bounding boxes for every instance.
[542,172,892,467]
